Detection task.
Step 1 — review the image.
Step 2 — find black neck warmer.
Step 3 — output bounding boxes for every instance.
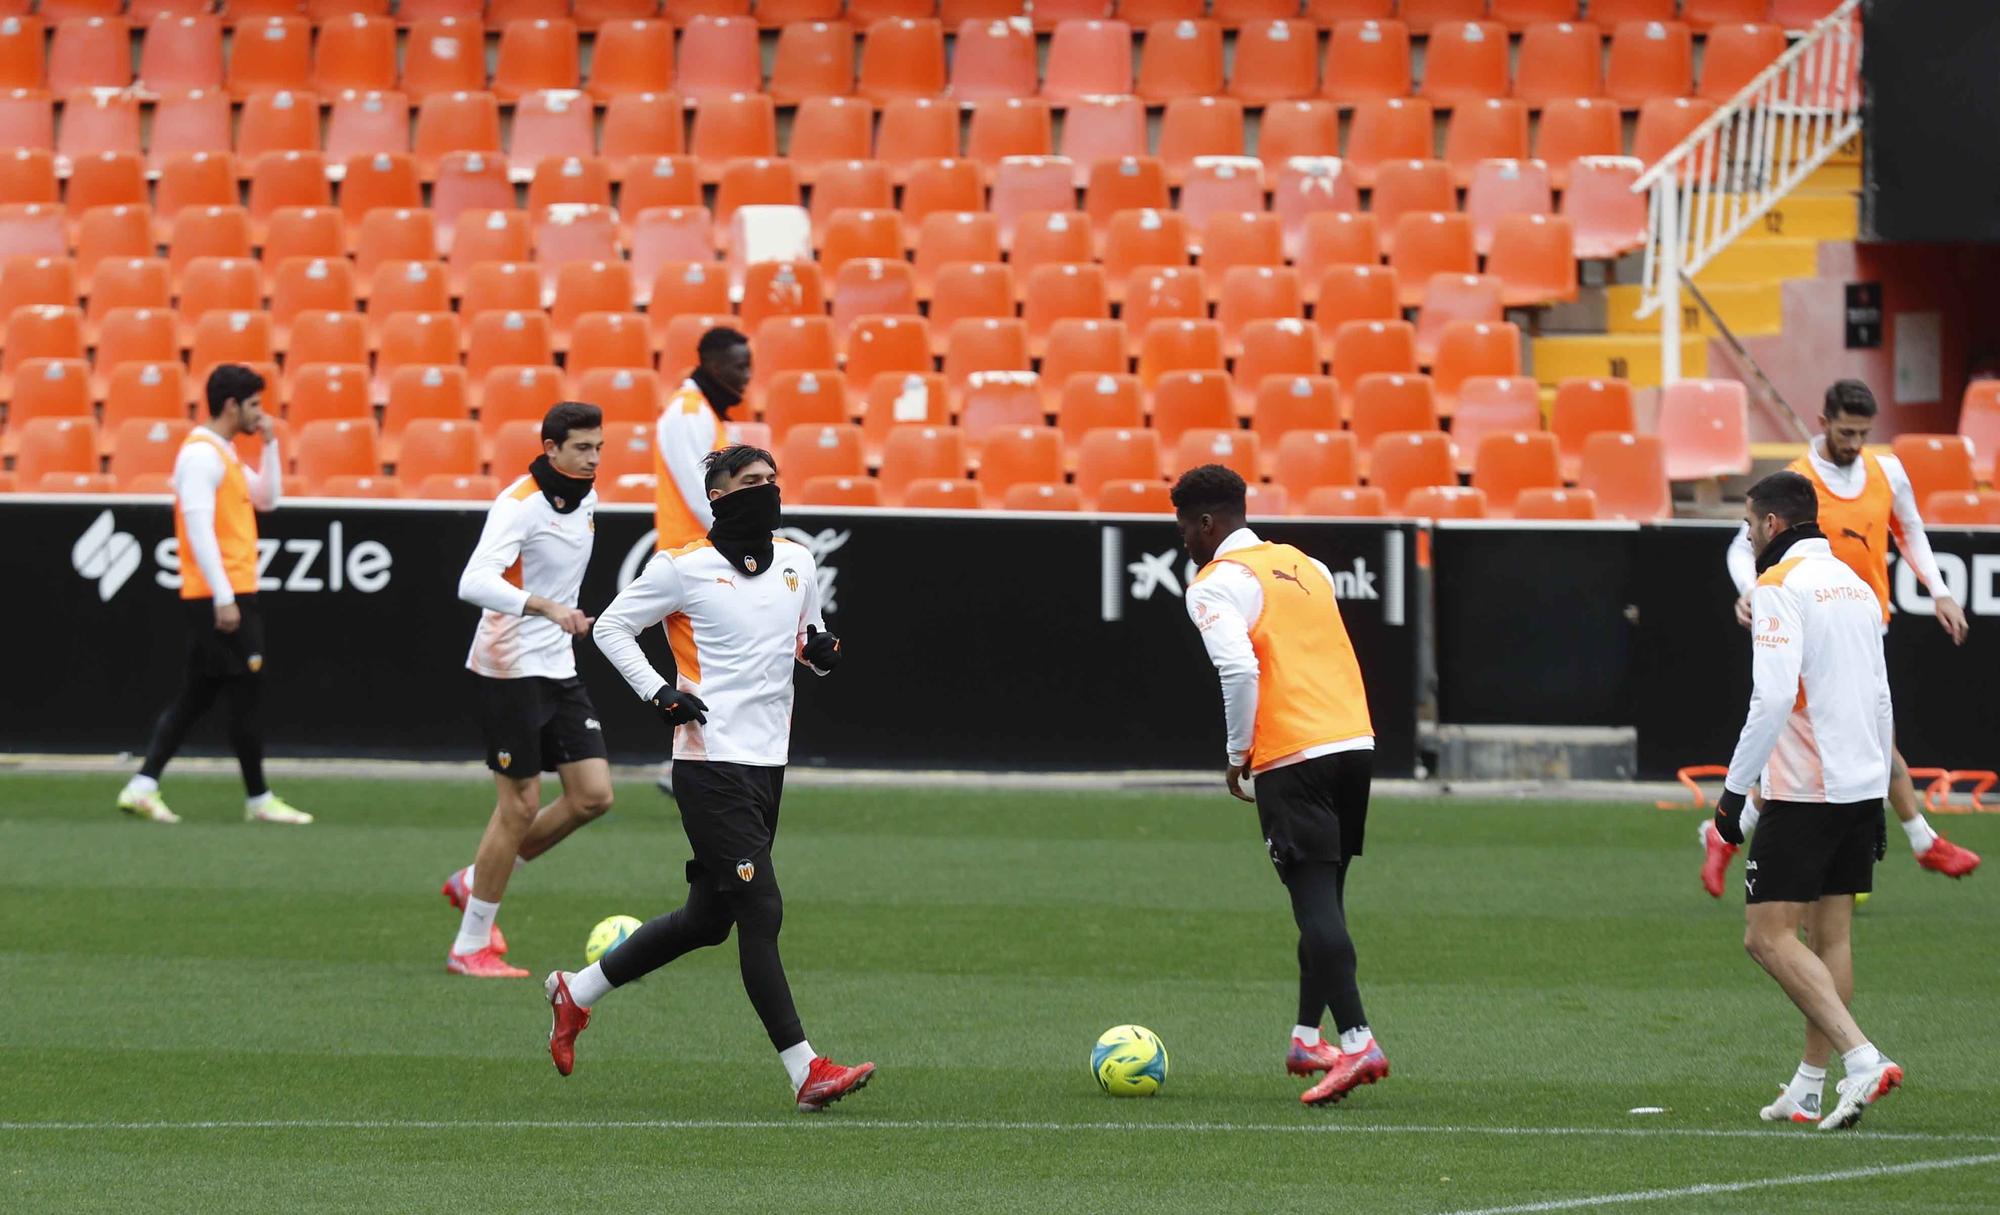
[708,482,781,576]
[529,455,593,514]
[1754,520,1824,574]
[691,367,743,418]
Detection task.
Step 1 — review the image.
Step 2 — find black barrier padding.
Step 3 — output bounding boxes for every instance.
[1862,0,2000,242]
[1431,525,1638,725]
[21,502,1421,775]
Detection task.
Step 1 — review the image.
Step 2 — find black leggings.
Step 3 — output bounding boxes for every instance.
[139,664,267,797]
[1289,858,1367,1034]
[600,876,805,1052]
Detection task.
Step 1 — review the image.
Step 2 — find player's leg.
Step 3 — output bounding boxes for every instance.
[118,602,221,823]
[1288,753,1388,1106]
[1763,902,1848,1124]
[1744,901,1867,1052]
[219,607,308,825]
[447,771,539,977]
[1813,802,1902,1129]
[515,683,615,858]
[1892,747,1980,876]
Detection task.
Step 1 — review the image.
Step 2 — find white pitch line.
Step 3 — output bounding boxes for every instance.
[0,1118,1997,1147]
[1430,1152,2000,1215]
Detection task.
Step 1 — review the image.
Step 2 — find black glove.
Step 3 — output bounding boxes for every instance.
[1713,788,1747,846]
[651,689,708,727]
[802,624,841,671]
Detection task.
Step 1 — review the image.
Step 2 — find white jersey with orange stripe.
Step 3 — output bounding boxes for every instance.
[592,538,829,768]
[1724,537,1895,805]
[458,474,598,681]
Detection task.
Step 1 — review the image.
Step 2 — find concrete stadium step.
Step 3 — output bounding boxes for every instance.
[1756,189,1859,241]
[1692,237,1822,285]
[1530,333,1707,387]
[1803,162,1860,191]
[1603,281,1784,337]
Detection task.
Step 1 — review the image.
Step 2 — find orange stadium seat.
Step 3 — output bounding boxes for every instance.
[396,416,481,483]
[227,16,313,99]
[1056,372,1145,449]
[1121,266,1205,349]
[1010,211,1096,286]
[1389,213,1477,307]
[1549,375,1635,480]
[286,363,373,428]
[233,92,320,164]
[1430,319,1520,415]
[1401,484,1485,518]
[365,248,449,317]
[1443,99,1530,187]
[1118,0,1201,21]
[566,311,651,375]
[1322,18,1410,106]
[1369,160,1456,246]
[511,93,596,176]
[957,372,1045,446]
[381,363,469,453]
[1959,381,2000,470]
[1684,0,1772,28]
[989,158,1077,248]
[1891,434,1978,506]
[1157,97,1244,185]
[534,204,620,268]
[1513,487,1598,520]
[314,14,397,95]
[1700,23,1788,100]
[810,160,895,240]
[293,417,380,490]
[1464,158,1554,255]
[1229,18,1317,104]
[1924,491,2000,526]
[768,21,853,105]
[1043,19,1133,104]
[1656,378,1751,480]
[1412,267,1501,369]
[877,424,967,504]
[313,472,405,499]
[1272,428,1358,505]
[51,17,133,93]
[1251,374,1340,452]
[818,207,902,275]
[1217,266,1304,344]
[1234,319,1322,409]
[110,416,195,481]
[13,416,99,484]
[1100,207,1188,289]
[340,153,422,228]
[830,256,919,336]
[270,257,358,341]
[1002,482,1081,511]
[794,475,882,508]
[755,314,841,381]
[139,15,223,95]
[1536,97,1625,190]
[857,17,945,103]
[858,369,950,455]
[1513,19,1603,106]
[1095,479,1171,513]
[59,89,142,164]
[2,305,83,390]
[1343,98,1432,189]
[950,17,1037,103]
[763,369,851,443]
[1137,18,1223,105]
[550,259,636,348]
[645,258,728,320]
[7,360,92,454]
[1577,431,1669,520]
[574,367,663,426]
[1350,370,1437,454]
[1400,0,1484,33]
[1179,160,1265,236]
[152,153,236,240]
[587,18,674,100]
[413,473,500,500]
[678,15,762,102]
[285,310,370,373]
[876,99,959,177]
[942,317,1029,386]
[1259,102,1340,175]
[913,212,1001,298]
[845,313,931,387]
[1592,0,1676,22]
[1563,156,1648,259]
[1297,214,1382,300]
[1060,98,1147,186]
[430,153,512,232]
[1022,263,1109,354]
[1174,427,1260,481]
[1151,369,1235,451]
[246,152,331,236]
[1074,426,1162,506]
[1421,20,1508,109]
[1487,213,1578,307]
[4,255,79,323]
[480,366,567,442]
[464,309,554,390]
[1450,375,1542,471]
[1299,484,1385,517]
[1042,318,1128,397]
[402,18,485,103]
[620,155,701,218]
[1606,20,1694,107]
[1211,0,1297,26]
[607,96,690,171]
[966,98,1054,168]
[1368,429,1454,513]
[74,205,152,287]
[713,158,800,232]
[0,14,42,93]
[737,259,825,333]
[94,308,178,393]
[414,91,502,178]
[1136,319,1223,387]
[493,19,579,101]
[788,98,873,183]
[1199,211,1283,289]
[899,157,983,231]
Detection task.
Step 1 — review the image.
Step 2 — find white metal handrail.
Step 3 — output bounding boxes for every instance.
[1633,0,1864,382]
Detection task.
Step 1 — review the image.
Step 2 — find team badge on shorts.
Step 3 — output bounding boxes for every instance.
[784,568,798,591]
[745,556,758,573]
[736,860,756,882]
[497,750,512,770]
[247,654,263,673]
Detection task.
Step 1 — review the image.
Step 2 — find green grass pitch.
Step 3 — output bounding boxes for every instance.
[3,773,1998,1213]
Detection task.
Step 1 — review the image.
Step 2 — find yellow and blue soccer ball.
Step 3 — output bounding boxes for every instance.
[1092,1025,1168,1097]
[584,915,642,965]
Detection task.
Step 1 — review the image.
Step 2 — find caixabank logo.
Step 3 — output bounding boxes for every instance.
[70,510,396,600]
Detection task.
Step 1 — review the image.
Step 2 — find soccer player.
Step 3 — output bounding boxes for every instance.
[1701,380,1979,894]
[115,365,311,827]
[1172,465,1387,1108]
[1714,471,1903,1131]
[654,327,752,554]
[442,403,615,979]
[547,444,874,1112]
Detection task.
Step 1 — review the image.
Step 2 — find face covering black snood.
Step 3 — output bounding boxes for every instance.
[708,482,780,576]
[529,454,593,514]
[1754,520,1823,574]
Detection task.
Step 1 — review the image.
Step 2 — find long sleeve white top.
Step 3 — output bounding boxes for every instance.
[1726,438,1951,600]
[171,426,280,608]
[656,380,721,534]
[459,475,598,680]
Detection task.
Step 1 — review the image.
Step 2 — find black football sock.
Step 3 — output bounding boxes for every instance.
[729,883,805,1051]
[1288,860,1367,1036]
[139,668,222,781]
[222,675,268,798]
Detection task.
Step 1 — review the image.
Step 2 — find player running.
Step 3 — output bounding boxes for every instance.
[1714,471,1903,1131]
[116,365,311,826]
[1172,465,1387,1108]
[550,443,873,1111]
[1701,380,1978,894]
[442,403,615,979]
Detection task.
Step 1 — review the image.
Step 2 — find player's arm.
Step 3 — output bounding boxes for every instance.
[591,555,708,725]
[174,442,240,627]
[796,559,839,676]
[1725,524,1757,627]
[457,498,590,633]
[1187,570,1259,802]
[658,408,717,532]
[1716,581,1804,841]
[1883,457,1967,644]
[241,418,282,510]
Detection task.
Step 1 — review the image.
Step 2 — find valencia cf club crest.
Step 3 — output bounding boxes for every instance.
[736,860,756,882]
[553,496,567,510]
[246,654,264,673]
[784,568,799,592]
[497,750,512,770]
[745,556,758,573]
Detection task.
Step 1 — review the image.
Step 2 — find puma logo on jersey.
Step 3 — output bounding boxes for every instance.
[715,576,735,587]
[1842,527,1870,549]
[1272,566,1311,594]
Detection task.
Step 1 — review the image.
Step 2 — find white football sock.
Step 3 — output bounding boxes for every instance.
[1738,801,1762,837]
[780,1040,817,1090]
[567,963,611,1008]
[124,775,158,796]
[1339,1026,1373,1054]
[1292,1025,1321,1047]
[246,792,272,812]
[1841,1042,1882,1075]
[464,856,525,890]
[1786,1062,1827,1106]
[452,896,499,955]
[1902,813,1939,853]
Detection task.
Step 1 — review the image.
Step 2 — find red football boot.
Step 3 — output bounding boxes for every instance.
[1916,835,1980,878]
[1286,1036,1342,1076]
[441,867,507,955]
[1301,1040,1389,1107]
[544,971,591,1076]
[1699,820,1738,899]
[446,946,528,978]
[795,1057,875,1111]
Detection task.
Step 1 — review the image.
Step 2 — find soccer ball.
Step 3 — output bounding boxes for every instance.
[1853,891,1870,907]
[584,914,641,964]
[1092,1025,1168,1097]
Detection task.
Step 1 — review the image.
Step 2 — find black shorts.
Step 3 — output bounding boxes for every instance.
[1251,749,1373,876]
[673,760,785,893]
[472,673,608,776]
[1745,798,1885,904]
[183,594,265,679]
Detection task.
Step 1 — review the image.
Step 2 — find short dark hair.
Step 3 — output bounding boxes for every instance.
[697,326,749,364]
[1170,464,1248,517]
[205,364,265,419]
[702,443,777,492]
[1747,469,1819,527]
[1824,378,1878,419]
[542,401,603,446]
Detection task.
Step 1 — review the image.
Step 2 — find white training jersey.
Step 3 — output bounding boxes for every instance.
[458,474,598,681]
[593,538,829,767]
[1724,537,1895,804]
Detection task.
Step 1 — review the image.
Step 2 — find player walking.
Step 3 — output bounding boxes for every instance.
[442,403,615,978]
[116,365,311,826]
[549,444,873,1111]
[1172,465,1386,1107]
[1714,472,1903,1130]
[1702,380,1978,893]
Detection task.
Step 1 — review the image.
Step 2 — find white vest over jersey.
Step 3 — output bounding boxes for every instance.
[457,474,598,680]
[593,538,829,767]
